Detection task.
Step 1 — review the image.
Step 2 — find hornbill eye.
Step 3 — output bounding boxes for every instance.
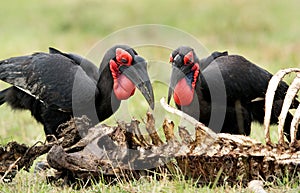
[172,54,183,67]
[121,58,128,64]
[116,48,132,66]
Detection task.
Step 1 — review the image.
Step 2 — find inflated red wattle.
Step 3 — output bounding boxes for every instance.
[174,78,194,106]
[173,63,199,106]
[113,74,136,100]
[110,60,136,100]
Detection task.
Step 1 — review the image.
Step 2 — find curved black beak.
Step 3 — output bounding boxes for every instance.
[120,56,155,109]
[167,56,191,104]
[168,66,186,104]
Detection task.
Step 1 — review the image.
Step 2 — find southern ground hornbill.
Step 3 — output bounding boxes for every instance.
[0,45,154,140]
[168,46,299,140]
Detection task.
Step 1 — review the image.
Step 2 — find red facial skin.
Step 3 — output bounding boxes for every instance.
[109,48,136,100]
[172,51,200,106]
[173,78,194,106]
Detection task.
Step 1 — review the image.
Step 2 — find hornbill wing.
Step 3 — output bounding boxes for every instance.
[0,52,98,112]
[202,54,290,103]
[49,47,100,82]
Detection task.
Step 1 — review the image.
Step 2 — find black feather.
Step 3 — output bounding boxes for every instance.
[0,45,150,141]
[170,47,299,140]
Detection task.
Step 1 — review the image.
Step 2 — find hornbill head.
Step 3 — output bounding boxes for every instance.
[107,45,154,109]
[168,46,200,106]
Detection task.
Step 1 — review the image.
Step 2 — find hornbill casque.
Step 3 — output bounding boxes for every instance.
[168,46,299,140]
[0,45,154,140]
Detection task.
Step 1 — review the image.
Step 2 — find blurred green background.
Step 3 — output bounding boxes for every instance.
[0,0,300,192]
[0,0,300,145]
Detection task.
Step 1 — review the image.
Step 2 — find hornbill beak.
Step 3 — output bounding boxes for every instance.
[120,55,155,109]
[167,55,191,104]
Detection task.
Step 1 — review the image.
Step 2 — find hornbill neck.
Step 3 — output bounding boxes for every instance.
[95,64,121,122]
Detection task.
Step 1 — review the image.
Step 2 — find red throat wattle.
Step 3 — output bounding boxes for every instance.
[174,78,194,106]
[113,74,136,100]
[110,60,136,100]
[173,63,200,106]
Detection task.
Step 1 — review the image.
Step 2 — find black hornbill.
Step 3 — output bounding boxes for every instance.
[168,46,298,139]
[0,45,154,140]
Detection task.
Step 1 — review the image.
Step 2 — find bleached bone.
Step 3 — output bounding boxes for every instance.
[160,97,218,139]
[291,104,300,146]
[264,68,300,145]
[278,73,300,144]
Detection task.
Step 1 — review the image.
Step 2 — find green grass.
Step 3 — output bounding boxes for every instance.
[0,0,300,192]
[0,170,246,193]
